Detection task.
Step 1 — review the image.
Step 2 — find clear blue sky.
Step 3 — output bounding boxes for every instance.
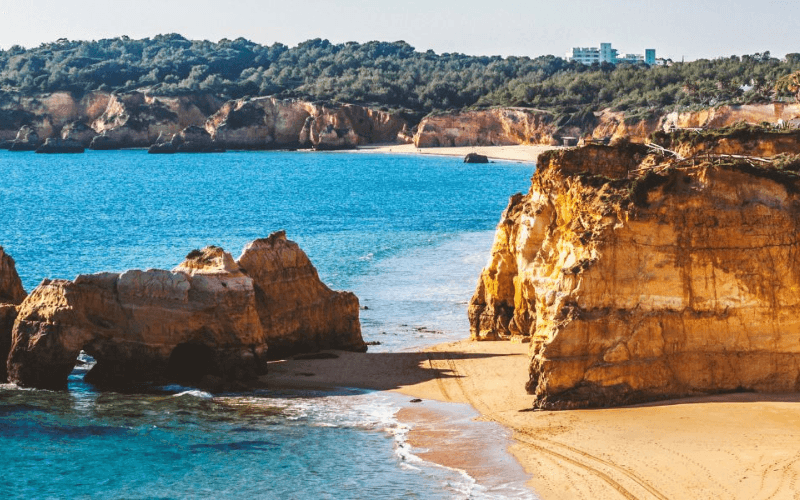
[1,0,797,60]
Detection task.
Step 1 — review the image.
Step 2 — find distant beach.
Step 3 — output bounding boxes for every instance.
[357,144,561,164]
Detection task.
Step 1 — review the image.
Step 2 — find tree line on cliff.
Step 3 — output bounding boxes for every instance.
[1,35,799,120]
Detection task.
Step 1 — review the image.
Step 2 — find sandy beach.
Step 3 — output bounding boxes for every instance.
[266,341,800,499]
[357,143,561,163]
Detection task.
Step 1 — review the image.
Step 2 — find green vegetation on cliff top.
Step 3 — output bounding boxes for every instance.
[1,35,799,119]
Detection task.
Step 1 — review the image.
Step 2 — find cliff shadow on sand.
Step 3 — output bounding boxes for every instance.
[265,350,517,395]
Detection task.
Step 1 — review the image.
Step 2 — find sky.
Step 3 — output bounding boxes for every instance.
[0,0,798,61]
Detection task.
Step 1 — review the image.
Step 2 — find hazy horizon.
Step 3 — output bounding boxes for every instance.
[1,0,797,61]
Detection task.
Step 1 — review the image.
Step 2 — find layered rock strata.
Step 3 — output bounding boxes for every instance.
[470,138,800,408]
[413,108,558,148]
[0,247,26,305]
[7,233,364,389]
[206,97,408,150]
[1,91,799,151]
[652,126,800,158]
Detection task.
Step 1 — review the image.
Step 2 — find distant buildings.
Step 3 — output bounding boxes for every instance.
[566,43,658,66]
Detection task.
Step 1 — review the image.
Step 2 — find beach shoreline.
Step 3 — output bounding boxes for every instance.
[355,143,561,164]
[266,341,800,499]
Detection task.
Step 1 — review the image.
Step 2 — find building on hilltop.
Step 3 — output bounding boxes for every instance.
[566,43,657,66]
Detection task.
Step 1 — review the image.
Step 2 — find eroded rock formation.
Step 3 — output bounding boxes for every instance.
[206,97,408,150]
[413,108,559,148]
[148,125,225,153]
[7,233,364,389]
[7,125,40,151]
[470,134,800,408]
[0,247,25,382]
[88,92,224,149]
[237,231,365,358]
[0,247,26,305]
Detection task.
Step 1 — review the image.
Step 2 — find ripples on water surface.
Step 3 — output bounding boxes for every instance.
[0,150,536,499]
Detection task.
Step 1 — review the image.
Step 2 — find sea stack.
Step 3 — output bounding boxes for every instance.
[0,247,26,382]
[6,233,364,389]
[470,128,800,408]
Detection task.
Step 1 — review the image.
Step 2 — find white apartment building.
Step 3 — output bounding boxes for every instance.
[566,43,656,66]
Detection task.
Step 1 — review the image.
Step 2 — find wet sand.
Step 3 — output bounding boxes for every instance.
[356,143,560,163]
[266,341,800,499]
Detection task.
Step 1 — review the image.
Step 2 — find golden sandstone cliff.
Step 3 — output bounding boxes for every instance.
[4,232,364,390]
[413,103,800,148]
[206,96,408,150]
[470,129,800,408]
[413,108,558,147]
[0,247,26,382]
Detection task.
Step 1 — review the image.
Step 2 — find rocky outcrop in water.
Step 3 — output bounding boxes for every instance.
[0,304,16,381]
[36,138,84,153]
[61,121,97,146]
[6,126,40,151]
[0,247,26,305]
[0,247,25,382]
[464,153,489,163]
[6,233,363,389]
[470,132,800,408]
[238,231,365,358]
[148,125,225,153]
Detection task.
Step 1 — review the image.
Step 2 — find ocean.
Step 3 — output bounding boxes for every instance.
[0,150,536,499]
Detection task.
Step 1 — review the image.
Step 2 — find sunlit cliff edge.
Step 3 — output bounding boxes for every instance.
[470,127,800,408]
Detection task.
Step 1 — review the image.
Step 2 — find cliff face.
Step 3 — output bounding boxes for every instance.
[2,92,798,151]
[589,109,662,144]
[206,97,316,149]
[662,103,800,131]
[0,247,26,305]
[0,91,110,143]
[90,92,223,148]
[0,247,25,382]
[652,127,800,158]
[206,97,408,150]
[7,233,364,389]
[470,137,800,408]
[410,104,800,149]
[413,108,558,147]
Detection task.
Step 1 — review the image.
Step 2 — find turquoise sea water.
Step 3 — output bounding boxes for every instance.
[0,150,536,499]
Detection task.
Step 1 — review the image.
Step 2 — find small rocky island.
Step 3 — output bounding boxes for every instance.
[1,232,364,390]
[470,126,800,408]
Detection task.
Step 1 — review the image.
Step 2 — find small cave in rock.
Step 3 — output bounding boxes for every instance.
[167,343,219,384]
